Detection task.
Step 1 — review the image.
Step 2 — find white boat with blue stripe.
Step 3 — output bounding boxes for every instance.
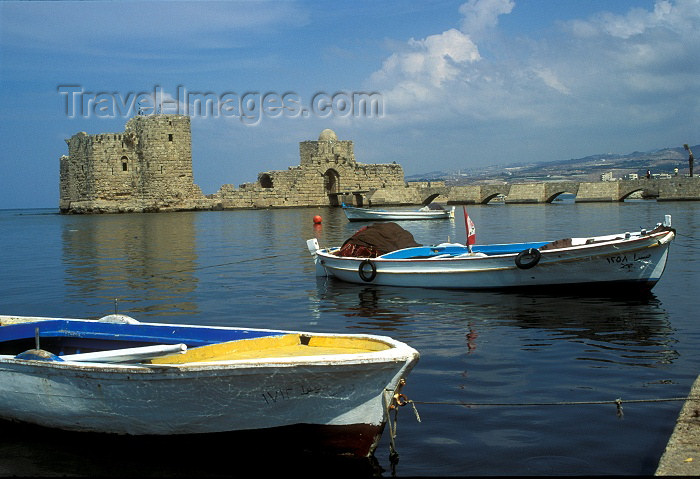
[0,314,419,458]
[307,215,675,293]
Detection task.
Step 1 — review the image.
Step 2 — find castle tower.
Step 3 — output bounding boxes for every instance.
[299,128,356,168]
[297,129,358,200]
[59,114,203,213]
[124,115,197,201]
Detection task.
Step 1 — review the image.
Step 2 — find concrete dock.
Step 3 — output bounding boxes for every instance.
[655,375,700,476]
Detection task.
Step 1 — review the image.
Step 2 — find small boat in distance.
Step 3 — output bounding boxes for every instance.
[342,203,455,221]
[307,215,675,293]
[0,314,419,458]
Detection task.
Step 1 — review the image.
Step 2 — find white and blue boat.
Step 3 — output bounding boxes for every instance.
[308,216,675,293]
[0,314,419,458]
[342,203,455,221]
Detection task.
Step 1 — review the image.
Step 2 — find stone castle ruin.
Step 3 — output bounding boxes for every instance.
[60,114,700,213]
[216,128,408,209]
[59,114,415,214]
[60,115,205,213]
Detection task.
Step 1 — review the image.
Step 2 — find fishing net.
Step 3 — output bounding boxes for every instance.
[334,222,421,258]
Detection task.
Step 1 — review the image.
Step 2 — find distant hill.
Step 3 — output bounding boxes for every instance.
[406,144,698,185]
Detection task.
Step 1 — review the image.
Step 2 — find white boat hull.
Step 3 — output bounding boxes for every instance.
[0,318,419,457]
[308,226,675,292]
[344,206,455,221]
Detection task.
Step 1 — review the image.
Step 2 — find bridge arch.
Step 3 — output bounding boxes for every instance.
[480,192,505,204]
[544,183,579,203]
[478,185,510,204]
[545,191,573,203]
[618,187,659,201]
[618,180,659,201]
[422,192,442,205]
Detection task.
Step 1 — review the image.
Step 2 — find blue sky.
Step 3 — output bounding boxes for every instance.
[1,0,698,209]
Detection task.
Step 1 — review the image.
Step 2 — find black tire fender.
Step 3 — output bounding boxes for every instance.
[515,248,541,269]
[358,259,377,282]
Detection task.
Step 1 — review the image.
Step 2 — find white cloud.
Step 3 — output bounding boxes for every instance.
[369,1,518,118]
[372,29,480,90]
[368,0,700,133]
[569,0,675,39]
[532,68,570,95]
[459,0,514,39]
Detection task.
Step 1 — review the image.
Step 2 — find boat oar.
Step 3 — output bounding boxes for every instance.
[60,343,187,363]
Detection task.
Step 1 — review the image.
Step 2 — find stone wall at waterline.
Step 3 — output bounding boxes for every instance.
[59,116,407,213]
[58,115,700,214]
[211,128,406,209]
[60,115,206,214]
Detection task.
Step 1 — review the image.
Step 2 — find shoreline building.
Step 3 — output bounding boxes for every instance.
[59,114,415,214]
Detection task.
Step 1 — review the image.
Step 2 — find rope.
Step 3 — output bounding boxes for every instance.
[671,242,700,251]
[385,392,697,470]
[408,396,700,408]
[150,252,296,277]
[389,396,698,429]
[383,390,400,468]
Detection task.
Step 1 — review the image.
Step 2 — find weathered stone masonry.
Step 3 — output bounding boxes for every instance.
[60,115,206,213]
[59,115,410,213]
[212,128,407,209]
[59,114,700,214]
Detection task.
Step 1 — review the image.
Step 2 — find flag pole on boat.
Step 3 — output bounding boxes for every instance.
[463,207,476,253]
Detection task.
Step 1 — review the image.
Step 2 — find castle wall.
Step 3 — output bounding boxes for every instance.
[125,115,201,201]
[211,128,406,208]
[61,131,138,207]
[60,115,205,213]
[61,120,408,213]
[61,117,700,214]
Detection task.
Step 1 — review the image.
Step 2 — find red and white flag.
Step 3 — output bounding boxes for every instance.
[463,207,476,246]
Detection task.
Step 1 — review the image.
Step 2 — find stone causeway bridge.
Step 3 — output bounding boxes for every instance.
[387,176,700,205]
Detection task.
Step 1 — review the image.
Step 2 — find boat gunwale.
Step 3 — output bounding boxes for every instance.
[0,348,419,372]
[0,317,419,370]
[315,228,674,265]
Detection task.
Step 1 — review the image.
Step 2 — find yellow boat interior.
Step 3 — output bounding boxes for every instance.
[0,316,393,364]
[149,333,392,364]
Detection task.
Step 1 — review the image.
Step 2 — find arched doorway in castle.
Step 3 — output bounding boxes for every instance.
[324,168,340,193]
[323,168,341,205]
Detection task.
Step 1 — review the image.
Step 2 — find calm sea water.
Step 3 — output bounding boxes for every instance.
[0,201,698,476]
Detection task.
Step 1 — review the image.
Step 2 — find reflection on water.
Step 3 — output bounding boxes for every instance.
[310,280,682,477]
[313,278,677,368]
[0,419,384,478]
[61,213,200,318]
[0,202,697,476]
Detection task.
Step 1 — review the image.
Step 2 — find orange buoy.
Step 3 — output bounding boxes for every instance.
[313,215,323,224]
